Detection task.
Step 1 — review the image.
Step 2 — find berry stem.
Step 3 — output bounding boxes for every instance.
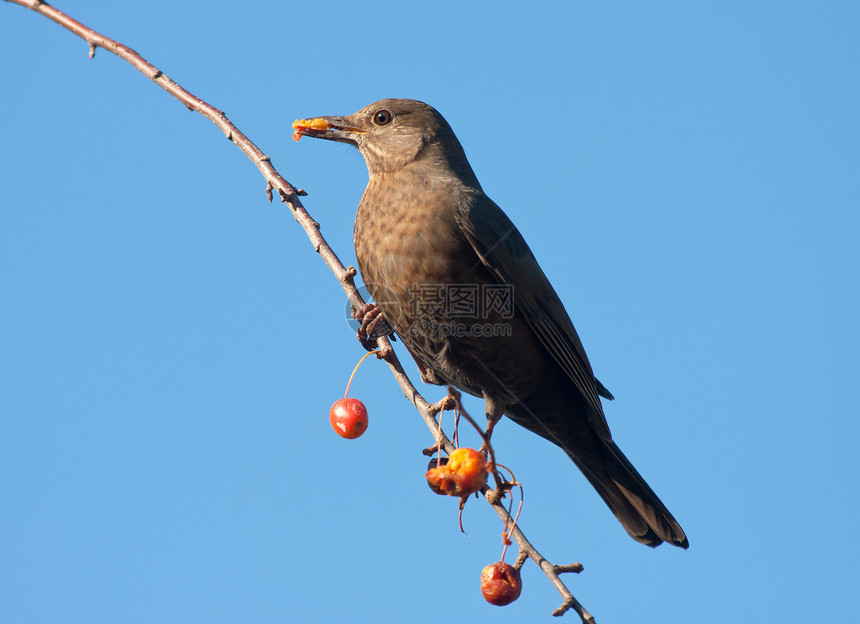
[500,495,523,563]
[344,350,379,399]
[493,462,524,564]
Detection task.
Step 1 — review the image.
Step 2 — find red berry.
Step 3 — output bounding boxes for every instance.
[329,398,368,439]
[481,562,522,606]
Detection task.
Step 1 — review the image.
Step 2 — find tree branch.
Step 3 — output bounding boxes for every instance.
[4,1,594,620]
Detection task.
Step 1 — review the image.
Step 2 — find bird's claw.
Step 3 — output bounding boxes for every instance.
[355,303,395,351]
[419,367,445,385]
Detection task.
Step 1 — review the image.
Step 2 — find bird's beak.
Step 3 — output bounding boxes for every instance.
[292,116,364,144]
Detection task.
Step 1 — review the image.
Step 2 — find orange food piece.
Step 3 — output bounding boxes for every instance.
[425,447,487,497]
[292,117,331,131]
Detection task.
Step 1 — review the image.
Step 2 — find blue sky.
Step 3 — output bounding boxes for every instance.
[1,2,858,622]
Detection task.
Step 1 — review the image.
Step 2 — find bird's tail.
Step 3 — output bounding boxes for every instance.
[566,439,689,549]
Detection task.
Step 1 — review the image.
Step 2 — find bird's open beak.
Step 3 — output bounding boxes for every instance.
[292,116,364,144]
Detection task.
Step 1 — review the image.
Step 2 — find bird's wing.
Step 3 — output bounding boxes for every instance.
[456,193,611,440]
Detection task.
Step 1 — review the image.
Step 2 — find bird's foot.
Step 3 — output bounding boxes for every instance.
[402,345,445,386]
[478,426,496,456]
[478,397,504,457]
[354,303,395,351]
[419,366,445,386]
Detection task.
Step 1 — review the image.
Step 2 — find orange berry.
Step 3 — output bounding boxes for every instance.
[425,447,487,497]
[426,456,449,495]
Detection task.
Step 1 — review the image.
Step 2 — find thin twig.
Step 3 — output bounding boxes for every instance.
[4,1,595,620]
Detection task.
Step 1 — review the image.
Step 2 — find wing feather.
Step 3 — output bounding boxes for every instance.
[456,194,611,440]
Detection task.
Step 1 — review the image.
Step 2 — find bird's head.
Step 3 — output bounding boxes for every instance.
[293,98,479,186]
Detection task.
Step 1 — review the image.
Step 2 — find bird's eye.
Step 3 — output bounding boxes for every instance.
[373,110,392,126]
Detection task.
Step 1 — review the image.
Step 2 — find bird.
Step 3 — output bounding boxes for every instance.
[292,99,688,548]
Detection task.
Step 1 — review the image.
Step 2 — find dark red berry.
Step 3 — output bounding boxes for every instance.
[481,561,522,606]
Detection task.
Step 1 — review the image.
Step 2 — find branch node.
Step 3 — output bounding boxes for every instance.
[296,188,308,196]
[428,394,457,417]
[421,445,441,457]
[340,267,358,288]
[151,69,163,80]
[265,181,273,203]
[552,596,594,622]
[513,549,528,569]
[554,563,585,575]
[553,599,574,618]
[377,344,395,362]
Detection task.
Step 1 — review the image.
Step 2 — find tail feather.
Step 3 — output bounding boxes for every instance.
[567,440,689,549]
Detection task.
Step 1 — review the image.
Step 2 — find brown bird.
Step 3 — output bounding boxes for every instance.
[293,99,688,548]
